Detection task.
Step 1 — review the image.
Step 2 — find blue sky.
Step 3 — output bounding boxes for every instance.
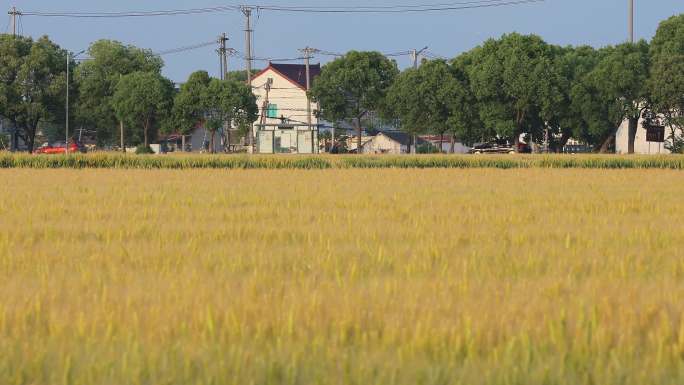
[3,1,683,82]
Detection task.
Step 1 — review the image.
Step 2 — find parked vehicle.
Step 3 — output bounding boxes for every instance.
[469,138,533,154]
[469,140,516,154]
[34,141,87,154]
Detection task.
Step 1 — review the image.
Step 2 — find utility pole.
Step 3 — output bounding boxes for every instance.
[8,7,21,37]
[411,46,428,69]
[119,74,125,153]
[299,47,319,132]
[241,7,253,85]
[218,33,229,80]
[66,53,71,155]
[241,6,254,153]
[410,46,428,154]
[65,50,86,155]
[628,0,634,43]
[223,33,229,80]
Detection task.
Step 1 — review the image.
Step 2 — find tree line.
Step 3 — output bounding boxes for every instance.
[311,14,683,153]
[0,13,682,153]
[0,38,257,153]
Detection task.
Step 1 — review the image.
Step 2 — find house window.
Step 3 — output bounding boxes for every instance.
[267,103,278,118]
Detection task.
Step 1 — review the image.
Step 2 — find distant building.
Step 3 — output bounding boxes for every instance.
[419,134,471,154]
[360,131,428,154]
[615,115,671,154]
[251,63,321,154]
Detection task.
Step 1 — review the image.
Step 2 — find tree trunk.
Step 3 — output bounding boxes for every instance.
[596,131,616,153]
[26,126,36,153]
[144,118,150,148]
[439,133,444,154]
[513,133,520,153]
[450,135,455,154]
[210,131,216,154]
[226,128,231,153]
[412,134,417,154]
[356,117,362,155]
[556,131,572,153]
[627,116,638,154]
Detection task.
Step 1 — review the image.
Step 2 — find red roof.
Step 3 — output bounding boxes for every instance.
[255,63,321,90]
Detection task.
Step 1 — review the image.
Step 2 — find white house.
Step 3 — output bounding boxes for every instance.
[251,63,321,154]
[420,134,471,154]
[361,131,428,154]
[615,115,671,154]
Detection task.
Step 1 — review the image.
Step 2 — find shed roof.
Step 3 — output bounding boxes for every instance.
[256,63,321,90]
[380,131,428,146]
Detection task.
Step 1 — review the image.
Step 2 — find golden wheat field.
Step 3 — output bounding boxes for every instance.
[1,167,684,385]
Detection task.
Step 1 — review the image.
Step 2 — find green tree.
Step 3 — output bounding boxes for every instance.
[225,69,261,83]
[649,14,684,149]
[583,42,650,153]
[385,59,475,153]
[112,72,174,149]
[467,33,563,150]
[169,71,212,136]
[0,35,67,152]
[553,45,603,150]
[200,79,258,153]
[75,40,163,146]
[310,51,399,152]
[450,53,484,147]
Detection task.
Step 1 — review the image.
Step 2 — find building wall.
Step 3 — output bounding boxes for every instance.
[361,134,406,154]
[429,140,471,154]
[251,69,319,131]
[615,117,670,154]
[188,127,224,153]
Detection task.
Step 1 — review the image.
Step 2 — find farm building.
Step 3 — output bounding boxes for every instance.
[360,131,427,154]
[252,63,321,154]
[615,115,671,154]
[420,134,471,154]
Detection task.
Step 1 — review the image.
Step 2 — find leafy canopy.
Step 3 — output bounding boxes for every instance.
[310,50,399,124]
[649,14,684,132]
[112,71,174,147]
[467,33,563,141]
[75,40,163,145]
[0,34,67,152]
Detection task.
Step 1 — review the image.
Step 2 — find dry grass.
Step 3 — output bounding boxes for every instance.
[0,168,683,385]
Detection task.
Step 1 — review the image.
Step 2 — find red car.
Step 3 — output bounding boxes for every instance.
[35,141,86,154]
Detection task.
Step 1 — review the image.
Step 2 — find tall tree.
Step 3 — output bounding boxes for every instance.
[112,72,174,149]
[467,33,563,150]
[75,40,163,146]
[200,79,258,153]
[0,35,67,152]
[552,45,603,150]
[310,51,399,153]
[385,59,475,153]
[581,42,650,153]
[169,71,212,136]
[225,69,261,83]
[649,14,684,150]
[450,53,485,147]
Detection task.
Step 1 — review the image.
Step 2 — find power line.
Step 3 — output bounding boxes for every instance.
[19,0,544,18]
[154,41,216,56]
[256,0,544,13]
[423,50,448,60]
[230,49,303,62]
[20,6,240,18]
